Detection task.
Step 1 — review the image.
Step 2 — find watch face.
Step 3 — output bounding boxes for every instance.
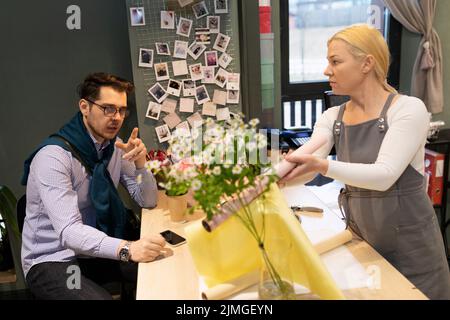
[120,247,129,262]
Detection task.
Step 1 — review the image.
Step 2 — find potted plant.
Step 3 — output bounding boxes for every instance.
[146,149,171,210]
[146,150,195,222]
[146,149,171,188]
[0,186,20,272]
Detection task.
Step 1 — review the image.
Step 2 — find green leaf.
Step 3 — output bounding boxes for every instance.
[0,186,20,240]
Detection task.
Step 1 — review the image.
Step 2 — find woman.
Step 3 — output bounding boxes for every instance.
[281,24,450,299]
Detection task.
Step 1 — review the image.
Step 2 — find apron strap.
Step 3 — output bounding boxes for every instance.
[338,188,365,239]
[333,102,347,151]
[377,93,396,133]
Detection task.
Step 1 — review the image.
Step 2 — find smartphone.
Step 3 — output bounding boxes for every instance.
[160,230,187,247]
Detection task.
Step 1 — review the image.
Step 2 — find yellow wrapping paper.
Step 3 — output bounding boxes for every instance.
[185,183,345,300]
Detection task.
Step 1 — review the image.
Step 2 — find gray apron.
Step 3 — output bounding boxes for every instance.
[335,94,450,300]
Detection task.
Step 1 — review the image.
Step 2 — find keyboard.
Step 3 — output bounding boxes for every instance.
[293,136,311,146]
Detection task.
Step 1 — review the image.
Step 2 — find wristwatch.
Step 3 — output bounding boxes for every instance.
[119,241,132,262]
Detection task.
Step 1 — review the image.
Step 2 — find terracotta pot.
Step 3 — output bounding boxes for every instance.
[157,189,168,210]
[167,194,188,222]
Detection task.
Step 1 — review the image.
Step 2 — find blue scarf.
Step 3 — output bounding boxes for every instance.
[22,112,127,238]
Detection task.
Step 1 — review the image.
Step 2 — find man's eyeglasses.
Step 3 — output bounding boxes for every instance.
[86,99,130,118]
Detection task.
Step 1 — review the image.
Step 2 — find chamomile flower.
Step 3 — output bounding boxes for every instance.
[232,165,242,175]
[191,179,202,191]
[212,166,221,175]
[249,118,260,127]
[148,160,161,170]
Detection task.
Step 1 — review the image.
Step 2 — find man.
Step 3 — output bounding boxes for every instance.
[21,73,166,300]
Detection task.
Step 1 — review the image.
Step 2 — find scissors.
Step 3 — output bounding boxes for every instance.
[290,205,324,218]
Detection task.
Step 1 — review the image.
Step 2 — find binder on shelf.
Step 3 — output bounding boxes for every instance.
[425,148,445,206]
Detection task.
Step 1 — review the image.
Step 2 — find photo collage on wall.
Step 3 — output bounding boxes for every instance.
[130,0,239,144]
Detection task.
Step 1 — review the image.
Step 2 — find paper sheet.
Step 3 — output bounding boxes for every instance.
[186,184,345,300]
[199,244,369,299]
[283,182,369,291]
[197,182,370,299]
[307,181,345,216]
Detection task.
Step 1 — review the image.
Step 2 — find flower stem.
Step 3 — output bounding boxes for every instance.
[234,196,290,297]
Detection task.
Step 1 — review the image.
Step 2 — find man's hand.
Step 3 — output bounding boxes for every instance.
[128,235,166,263]
[115,127,147,169]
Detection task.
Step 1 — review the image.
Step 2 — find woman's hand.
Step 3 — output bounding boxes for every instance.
[278,154,329,184]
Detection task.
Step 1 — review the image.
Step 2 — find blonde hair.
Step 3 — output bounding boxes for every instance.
[328,24,397,94]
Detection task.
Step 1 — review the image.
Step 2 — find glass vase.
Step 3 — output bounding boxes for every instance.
[257,238,296,300]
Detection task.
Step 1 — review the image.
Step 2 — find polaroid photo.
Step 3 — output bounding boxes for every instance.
[187,112,204,128]
[172,60,189,76]
[173,40,189,59]
[178,0,194,7]
[138,48,154,68]
[161,98,178,113]
[161,11,175,29]
[148,83,168,103]
[207,16,220,34]
[202,101,217,117]
[205,51,218,68]
[189,63,203,81]
[130,7,145,26]
[180,98,195,113]
[177,17,193,38]
[201,66,215,84]
[195,85,211,105]
[213,33,231,53]
[227,89,240,104]
[188,42,207,60]
[163,112,182,129]
[195,28,211,45]
[214,0,228,14]
[215,68,228,88]
[227,73,240,90]
[146,101,161,120]
[216,107,231,121]
[175,121,191,137]
[155,42,171,56]
[154,62,170,81]
[213,89,227,106]
[155,124,171,143]
[192,1,209,19]
[183,79,196,97]
[229,111,239,119]
[218,52,233,69]
[167,79,182,97]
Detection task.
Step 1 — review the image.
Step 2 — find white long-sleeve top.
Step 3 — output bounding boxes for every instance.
[312,95,430,191]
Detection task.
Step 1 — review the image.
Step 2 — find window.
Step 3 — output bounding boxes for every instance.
[280,0,401,130]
